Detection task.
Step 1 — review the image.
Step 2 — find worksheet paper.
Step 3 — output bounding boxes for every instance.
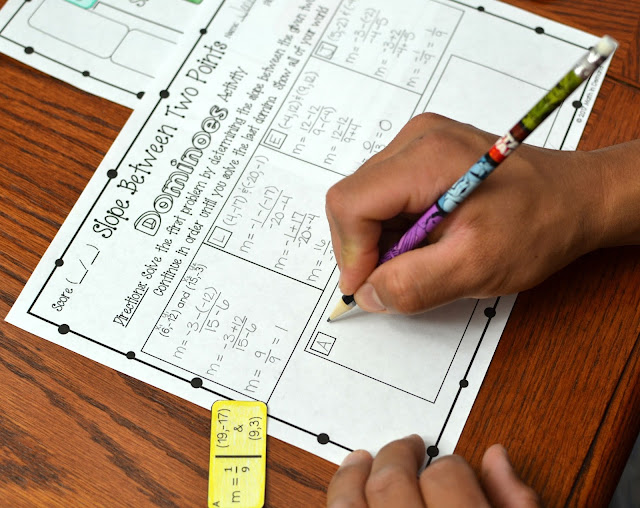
[0,0,225,107]
[7,0,610,465]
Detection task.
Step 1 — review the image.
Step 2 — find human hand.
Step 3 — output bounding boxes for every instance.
[326,436,540,508]
[325,113,611,314]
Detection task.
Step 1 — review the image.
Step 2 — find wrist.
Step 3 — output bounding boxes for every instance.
[587,141,640,248]
[568,151,609,256]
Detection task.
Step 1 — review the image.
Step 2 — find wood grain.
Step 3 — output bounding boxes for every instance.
[1,1,639,507]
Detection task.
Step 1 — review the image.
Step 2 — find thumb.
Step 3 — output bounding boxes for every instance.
[481,445,541,508]
[354,237,473,314]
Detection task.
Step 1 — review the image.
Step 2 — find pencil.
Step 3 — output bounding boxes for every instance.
[328,35,616,322]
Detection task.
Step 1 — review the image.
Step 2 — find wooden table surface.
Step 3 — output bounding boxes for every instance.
[1,0,639,506]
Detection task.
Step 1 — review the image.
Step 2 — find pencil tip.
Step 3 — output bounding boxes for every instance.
[328,295,357,322]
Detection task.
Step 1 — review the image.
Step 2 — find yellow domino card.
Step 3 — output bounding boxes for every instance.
[209,400,267,508]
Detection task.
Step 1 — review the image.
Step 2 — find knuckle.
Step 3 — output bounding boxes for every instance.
[434,127,472,155]
[406,112,449,132]
[416,122,488,163]
[407,129,468,173]
[325,182,350,217]
[365,466,415,498]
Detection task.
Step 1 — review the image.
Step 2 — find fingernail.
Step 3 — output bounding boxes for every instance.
[340,449,369,467]
[355,283,385,312]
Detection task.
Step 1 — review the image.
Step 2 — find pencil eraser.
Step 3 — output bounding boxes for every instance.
[595,35,617,58]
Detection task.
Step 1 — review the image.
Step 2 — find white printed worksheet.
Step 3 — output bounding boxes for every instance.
[7,0,610,464]
[0,0,226,107]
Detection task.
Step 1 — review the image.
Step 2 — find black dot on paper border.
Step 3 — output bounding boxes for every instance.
[572,100,582,109]
[159,90,170,99]
[427,445,439,458]
[136,91,145,99]
[54,258,64,267]
[107,169,117,179]
[126,351,136,359]
[484,307,496,318]
[24,46,34,54]
[82,70,90,77]
[535,26,545,34]
[477,6,485,12]
[58,324,70,334]
[190,377,203,388]
[460,379,469,388]
[200,28,207,35]
[317,433,330,444]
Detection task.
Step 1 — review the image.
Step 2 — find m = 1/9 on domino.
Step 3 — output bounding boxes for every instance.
[209,401,267,508]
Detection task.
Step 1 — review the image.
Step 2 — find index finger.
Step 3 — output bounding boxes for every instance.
[364,434,426,508]
[327,450,374,508]
[326,130,461,295]
[419,455,491,507]
[326,113,447,272]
